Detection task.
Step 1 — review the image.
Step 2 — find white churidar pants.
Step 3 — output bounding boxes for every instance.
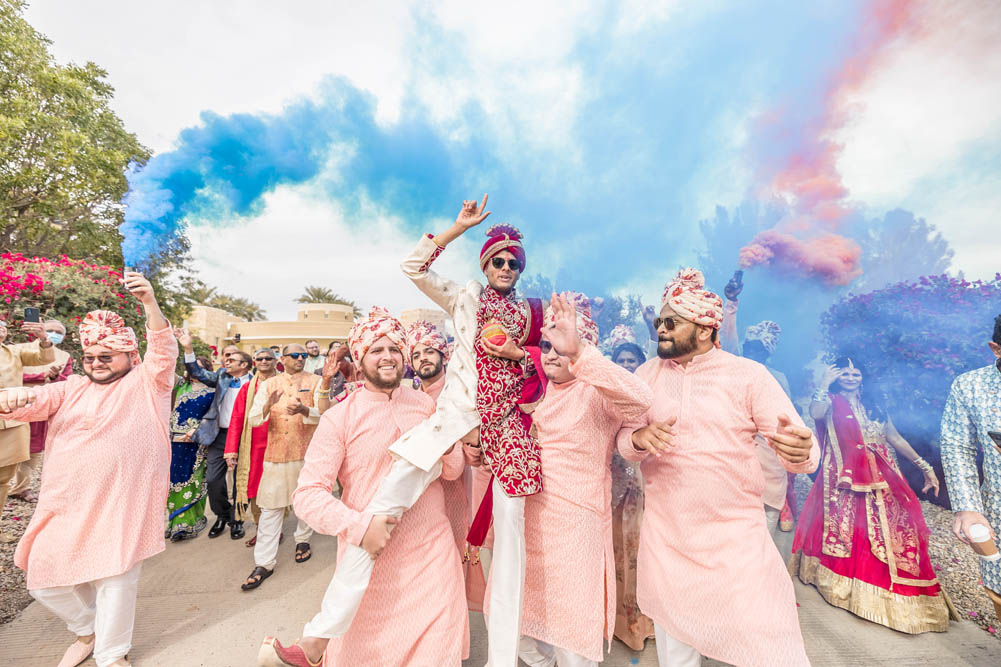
[765,505,781,539]
[655,623,702,667]
[518,636,597,666]
[485,482,526,667]
[254,507,314,570]
[302,456,443,638]
[30,563,143,667]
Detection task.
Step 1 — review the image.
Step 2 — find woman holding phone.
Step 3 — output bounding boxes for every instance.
[789,357,951,634]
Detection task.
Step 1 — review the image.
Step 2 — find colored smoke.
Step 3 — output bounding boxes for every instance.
[738,230,863,286]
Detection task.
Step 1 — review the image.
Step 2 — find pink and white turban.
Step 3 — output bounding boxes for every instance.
[745,321,782,355]
[544,291,600,346]
[606,324,637,349]
[79,310,138,352]
[347,306,407,362]
[661,268,723,329]
[405,320,450,365]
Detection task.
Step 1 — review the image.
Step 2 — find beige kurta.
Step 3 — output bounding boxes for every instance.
[0,341,55,467]
[248,372,322,509]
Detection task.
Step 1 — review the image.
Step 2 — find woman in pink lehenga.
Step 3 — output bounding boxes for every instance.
[789,357,953,633]
[609,339,656,649]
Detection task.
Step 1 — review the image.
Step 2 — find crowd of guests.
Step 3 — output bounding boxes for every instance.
[0,197,999,667]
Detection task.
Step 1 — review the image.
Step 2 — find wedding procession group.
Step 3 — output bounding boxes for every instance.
[1,195,999,667]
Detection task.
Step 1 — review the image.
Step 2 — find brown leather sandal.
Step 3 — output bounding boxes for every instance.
[241,566,273,591]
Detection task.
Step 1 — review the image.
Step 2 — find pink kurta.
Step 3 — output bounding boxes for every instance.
[619,347,818,667]
[9,325,177,590]
[292,385,469,665]
[522,345,652,661]
[421,375,470,555]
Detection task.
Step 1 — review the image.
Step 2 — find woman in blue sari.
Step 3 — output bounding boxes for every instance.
[165,356,216,541]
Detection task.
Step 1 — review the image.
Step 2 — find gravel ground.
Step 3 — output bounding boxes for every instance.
[793,474,1000,641]
[0,470,38,625]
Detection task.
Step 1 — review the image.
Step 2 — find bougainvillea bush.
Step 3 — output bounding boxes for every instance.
[0,253,146,363]
[820,274,1001,503]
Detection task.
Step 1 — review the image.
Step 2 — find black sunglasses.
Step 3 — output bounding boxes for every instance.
[82,353,122,365]
[539,340,561,355]
[255,356,274,362]
[490,257,522,272]
[653,317,682,331]
[285,352,308,360]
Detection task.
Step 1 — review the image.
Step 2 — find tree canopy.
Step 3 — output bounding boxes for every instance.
[296,285,360,316]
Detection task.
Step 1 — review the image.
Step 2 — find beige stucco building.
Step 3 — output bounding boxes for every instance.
[184,303,356,358]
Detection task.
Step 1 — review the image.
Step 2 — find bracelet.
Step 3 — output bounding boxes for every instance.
[812,389,830,403]
[913,457,934,472]
[317,389,331,399]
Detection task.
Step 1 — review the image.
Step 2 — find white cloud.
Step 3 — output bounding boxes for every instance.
[185,185,483,321]
[836,0,1001,280]
[25,1,415,153]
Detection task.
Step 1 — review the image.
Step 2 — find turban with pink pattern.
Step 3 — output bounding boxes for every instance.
[79,310,138,352]
[347,306,406,362]
[405,320,450,365]
[544,291,600,346]
[606,324,637,349]
[661,268,723,329]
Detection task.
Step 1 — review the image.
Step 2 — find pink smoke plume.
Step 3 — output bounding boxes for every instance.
[740,0,919,282]
[738,230,862,286]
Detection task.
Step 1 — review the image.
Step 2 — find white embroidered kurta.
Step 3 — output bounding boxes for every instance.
[619,347,819,667]
[522,345,652,661]
[389,234,483,471]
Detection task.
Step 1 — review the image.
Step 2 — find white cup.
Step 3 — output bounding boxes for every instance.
[969,523,1001,562]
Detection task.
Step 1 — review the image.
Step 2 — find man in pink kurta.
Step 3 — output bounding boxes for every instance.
[517,294,653,667]
[0,274,176,667]
[259,309,468,667]
[619,268,819,667]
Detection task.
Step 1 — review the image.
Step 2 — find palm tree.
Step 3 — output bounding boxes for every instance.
[296,285,360,317]
[210,295,267,322]
[189,285,218,305]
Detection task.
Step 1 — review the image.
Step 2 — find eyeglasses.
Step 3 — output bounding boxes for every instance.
[82,353,121,365]
[490,257,522,272]
[653,317,683,331]
[539,340,554,354]
[285,352,308,360]
[254,356,274,362]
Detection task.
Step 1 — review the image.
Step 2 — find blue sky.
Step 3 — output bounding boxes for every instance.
[26,0,1001,320]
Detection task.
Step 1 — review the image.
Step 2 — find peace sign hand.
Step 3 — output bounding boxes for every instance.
[456,194,491,230]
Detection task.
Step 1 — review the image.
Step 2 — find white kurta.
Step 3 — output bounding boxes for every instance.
[389,234,483,471]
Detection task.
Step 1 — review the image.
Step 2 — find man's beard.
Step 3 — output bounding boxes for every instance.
[416,359,443,381]
[362,364,403,390]
[657,329,698,360]
[83,366,133,385]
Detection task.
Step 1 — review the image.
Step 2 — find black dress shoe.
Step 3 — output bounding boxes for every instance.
[230,521,245,540]
[208,517,228,538]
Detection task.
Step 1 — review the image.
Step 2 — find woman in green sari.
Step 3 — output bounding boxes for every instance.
[166,356,216,541]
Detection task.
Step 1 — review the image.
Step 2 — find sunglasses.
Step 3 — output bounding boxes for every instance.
[539,340,559,355]
[82,353,122,365]
[285,352,308,360]
[255,356,274,362]
[653,317,683,331]
[490,257,522,272]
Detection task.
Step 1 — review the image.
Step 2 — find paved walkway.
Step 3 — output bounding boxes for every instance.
[1,515,998,666]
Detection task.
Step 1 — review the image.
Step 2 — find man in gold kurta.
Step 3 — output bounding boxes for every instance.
[0,318,54,542]
[241,343,332,590]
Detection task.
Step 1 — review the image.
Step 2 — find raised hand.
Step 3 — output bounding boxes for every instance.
[631,417,678,457]
[820,364,843,390]
[724,275,743,301]
[643,305,659,341]
[545,292,582,361]
[20,321,49,342]
[321,352,340,381]
[122,271,155,304]
[765,414,813,464]
[455,194,491,231]
[173,327,194,350]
